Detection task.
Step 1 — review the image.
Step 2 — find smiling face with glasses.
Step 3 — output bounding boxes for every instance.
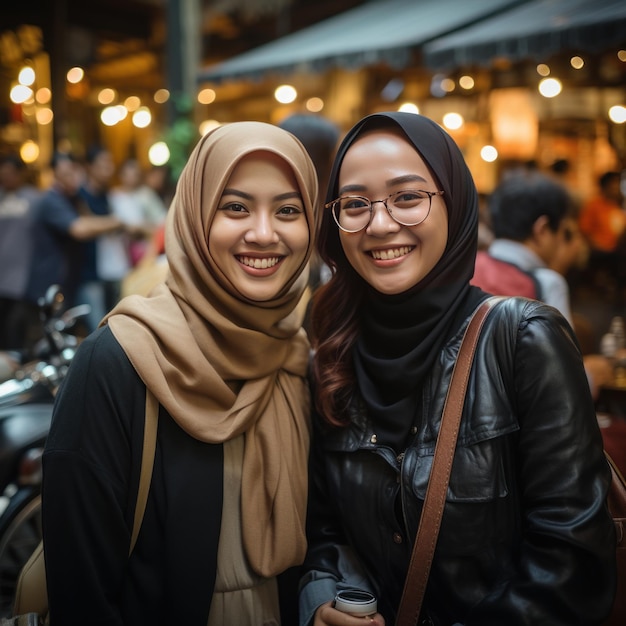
[331,128,449,295]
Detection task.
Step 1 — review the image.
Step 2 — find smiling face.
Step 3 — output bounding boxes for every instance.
[208,151,310,302]
[336,128,448,295]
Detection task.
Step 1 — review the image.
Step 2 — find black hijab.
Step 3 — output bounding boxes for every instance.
[326,112,487,449]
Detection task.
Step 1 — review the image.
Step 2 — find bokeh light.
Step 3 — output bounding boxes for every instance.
[538,77,562,98]
[398,102,419,114]
[20,140,39,163]
[132,107,152,128]
[480,145,498,162]
[154,89,170,104]
[66,67,84,84]
[443,112,464,130]
[98,88,117,105]
[35,107,54,125]
[306,97,324,112]
[274,85,297,104]
[18,67,36,86]
[198,88,216,105]
[609,105,626,124]
[148,142,170,166]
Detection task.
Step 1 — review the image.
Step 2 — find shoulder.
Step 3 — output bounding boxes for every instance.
[480,296,579,363]
[484,295,568,328]
[47,326,144,456]
[73,325,132,373]
[34,189,75,220]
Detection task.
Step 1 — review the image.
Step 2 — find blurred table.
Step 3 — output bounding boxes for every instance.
[597,383,626,475]
[598,411,626,477]
[597,384,626,419]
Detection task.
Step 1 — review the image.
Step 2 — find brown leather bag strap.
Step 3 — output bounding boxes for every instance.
[396,296,503,626]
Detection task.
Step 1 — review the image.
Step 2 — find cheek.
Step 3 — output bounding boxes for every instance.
[432,211,449,253]
[291,224,312,261]
[207,215,237,252]
[338,232,359,265]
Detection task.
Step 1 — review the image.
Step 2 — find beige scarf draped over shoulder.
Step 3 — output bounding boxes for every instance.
[103,121,319,577]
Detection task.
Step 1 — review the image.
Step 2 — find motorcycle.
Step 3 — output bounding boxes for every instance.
[0,285,89,616]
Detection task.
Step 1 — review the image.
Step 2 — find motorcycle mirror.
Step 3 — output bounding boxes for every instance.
[38,285,65,320]
[59,304,92,330]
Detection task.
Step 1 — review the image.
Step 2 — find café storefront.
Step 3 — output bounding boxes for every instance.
[197,0,626,196]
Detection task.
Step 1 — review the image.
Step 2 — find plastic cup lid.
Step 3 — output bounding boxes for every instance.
[334,589,377,615]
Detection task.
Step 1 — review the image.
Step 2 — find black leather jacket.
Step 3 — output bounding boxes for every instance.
[300,298,616,626]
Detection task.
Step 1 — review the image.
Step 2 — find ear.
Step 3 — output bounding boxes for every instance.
[531,215,551,241]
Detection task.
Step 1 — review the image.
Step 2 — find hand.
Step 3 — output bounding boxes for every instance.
[314,600,385,626]
[123,222,153,239]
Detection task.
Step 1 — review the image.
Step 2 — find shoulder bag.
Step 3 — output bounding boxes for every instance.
[6,388,160,625]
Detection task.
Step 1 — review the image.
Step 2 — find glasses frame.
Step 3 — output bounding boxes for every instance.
[325,189,445,233]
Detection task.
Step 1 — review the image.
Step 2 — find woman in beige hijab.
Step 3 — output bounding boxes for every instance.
[41,122,319,625]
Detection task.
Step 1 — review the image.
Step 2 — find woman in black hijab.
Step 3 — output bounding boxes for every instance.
[300,112,615,626]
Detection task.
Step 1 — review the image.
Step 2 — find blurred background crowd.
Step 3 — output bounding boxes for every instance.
[0,0,625,369]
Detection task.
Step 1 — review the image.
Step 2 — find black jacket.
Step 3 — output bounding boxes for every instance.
[300,297,616,626]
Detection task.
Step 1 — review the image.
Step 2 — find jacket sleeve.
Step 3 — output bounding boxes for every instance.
[299,417,377,626]
[42,328,144,626]
[467,301,617,625]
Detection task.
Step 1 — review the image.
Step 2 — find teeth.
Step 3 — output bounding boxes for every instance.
[371,246,412,260]
[239,256,280,269]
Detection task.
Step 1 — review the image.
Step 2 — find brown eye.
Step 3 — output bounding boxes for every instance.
[220,202,248,214]
[278,204,304,217]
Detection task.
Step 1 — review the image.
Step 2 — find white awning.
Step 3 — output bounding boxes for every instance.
[198,0,521,83]
[423,0,626,70]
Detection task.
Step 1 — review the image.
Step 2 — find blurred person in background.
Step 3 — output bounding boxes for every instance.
[472,170,612,400]
[579,170,626,297]
[279,113,340,292]
[75,145,120,331]
[98,158,169,303]
[23,153,125,345]
[548,158,582,214]
[109,158,168,266]
[123,163,174,287]
[145,163,175,208]
[0,153,40,351]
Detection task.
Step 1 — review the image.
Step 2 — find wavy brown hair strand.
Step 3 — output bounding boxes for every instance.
[311,200,364,426]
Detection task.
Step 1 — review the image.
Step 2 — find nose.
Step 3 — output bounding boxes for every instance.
[366,199,400,235]
[244,211,280,245]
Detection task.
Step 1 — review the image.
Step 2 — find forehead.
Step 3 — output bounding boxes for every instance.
[226,151,296,183]
[339,128,433,183]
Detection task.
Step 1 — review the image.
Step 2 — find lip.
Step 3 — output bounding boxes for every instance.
[236,254,285,275]
[367,245,415,263]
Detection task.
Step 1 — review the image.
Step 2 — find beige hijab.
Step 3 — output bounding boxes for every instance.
[103,122,319,577]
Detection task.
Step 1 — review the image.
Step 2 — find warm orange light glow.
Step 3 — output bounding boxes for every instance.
[20,140,39,163]
[36,108,53,125]
[198,88,216,105]
[490,88,538,159]
[98,88,117,105]
[35,87,51,104]
[154,89,170,104]
[306,97,324,112]
[66,67,84,84]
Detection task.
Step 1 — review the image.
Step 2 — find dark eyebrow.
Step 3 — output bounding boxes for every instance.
[274,191,303,202]
[222,188,253,200]
[221,188,302,202]
[338,174,429,196]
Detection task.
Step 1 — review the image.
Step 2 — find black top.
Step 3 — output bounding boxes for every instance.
[42,326,223,626]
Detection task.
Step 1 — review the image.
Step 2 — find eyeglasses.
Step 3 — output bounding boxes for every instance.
[325,189,445,233]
